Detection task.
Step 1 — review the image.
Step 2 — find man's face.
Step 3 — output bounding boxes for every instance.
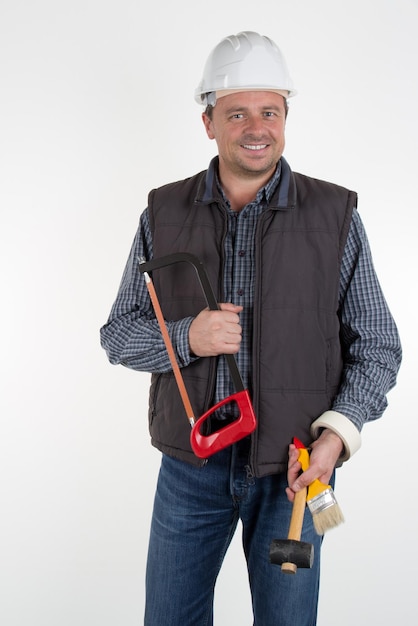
[202,91,287,181]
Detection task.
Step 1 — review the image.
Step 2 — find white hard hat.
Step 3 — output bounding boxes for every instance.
[195,31,296,106]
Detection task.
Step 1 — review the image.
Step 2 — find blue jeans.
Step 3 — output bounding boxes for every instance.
[144,441,325,625]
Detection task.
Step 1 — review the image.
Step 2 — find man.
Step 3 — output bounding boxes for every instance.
[100,31,401,625]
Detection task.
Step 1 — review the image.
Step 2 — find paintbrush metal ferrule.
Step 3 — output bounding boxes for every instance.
[307,484,344,535]
[307,487,337,515]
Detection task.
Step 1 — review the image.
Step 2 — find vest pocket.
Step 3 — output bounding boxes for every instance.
[149,372,163,428]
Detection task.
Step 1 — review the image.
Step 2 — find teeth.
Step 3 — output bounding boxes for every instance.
[243,144,267,151]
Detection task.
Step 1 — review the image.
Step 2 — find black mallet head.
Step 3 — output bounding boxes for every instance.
[269,538,314,574]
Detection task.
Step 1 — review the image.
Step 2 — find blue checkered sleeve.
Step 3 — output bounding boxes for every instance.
[100,208,195,372]
[333,208,402,427]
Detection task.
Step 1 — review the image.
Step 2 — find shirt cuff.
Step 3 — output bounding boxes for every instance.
[310,410,362,462]
[171,317,198,367]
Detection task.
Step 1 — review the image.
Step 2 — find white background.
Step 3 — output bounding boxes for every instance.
[1,0,416,624]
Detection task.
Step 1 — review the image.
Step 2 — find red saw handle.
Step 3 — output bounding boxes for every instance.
[190,390,256,458]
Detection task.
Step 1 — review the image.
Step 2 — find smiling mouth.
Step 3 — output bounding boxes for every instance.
[242,144,268,151]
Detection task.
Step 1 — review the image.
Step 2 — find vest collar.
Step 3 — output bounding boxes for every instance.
[195,155,296,211]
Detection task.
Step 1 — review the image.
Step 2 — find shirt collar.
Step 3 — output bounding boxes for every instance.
[198,155,294,210]
[214,159,282,209]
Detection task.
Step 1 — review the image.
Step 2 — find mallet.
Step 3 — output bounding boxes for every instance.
[269,486,313,574]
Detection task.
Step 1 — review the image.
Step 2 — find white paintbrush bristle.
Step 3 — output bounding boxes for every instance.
[307,487,345,535]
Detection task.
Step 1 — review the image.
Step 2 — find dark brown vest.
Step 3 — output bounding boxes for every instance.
[147,160,355,476]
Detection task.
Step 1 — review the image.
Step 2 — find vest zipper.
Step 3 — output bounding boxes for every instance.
[248,210,269,476]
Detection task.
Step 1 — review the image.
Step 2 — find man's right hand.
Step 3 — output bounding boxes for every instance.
[189,303,243,357]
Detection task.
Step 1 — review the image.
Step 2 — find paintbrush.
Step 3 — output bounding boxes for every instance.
[294,437,344,535]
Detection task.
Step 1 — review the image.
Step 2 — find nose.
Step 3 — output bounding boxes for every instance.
[245,114,265,135]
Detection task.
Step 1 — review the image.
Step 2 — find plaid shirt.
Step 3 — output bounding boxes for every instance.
[101,158,401,430]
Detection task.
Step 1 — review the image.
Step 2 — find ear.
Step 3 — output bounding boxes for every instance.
[202,112,215,140]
